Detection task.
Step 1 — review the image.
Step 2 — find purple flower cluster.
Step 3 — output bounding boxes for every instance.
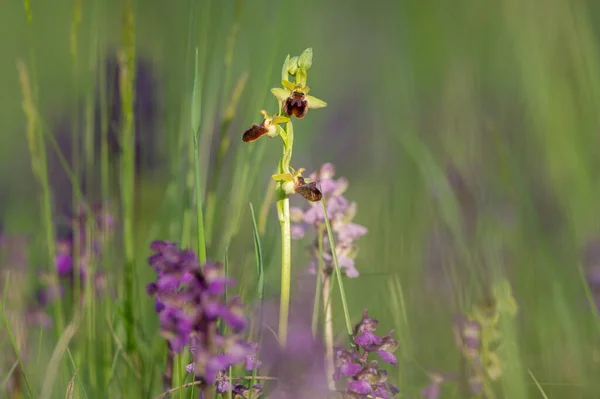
[28,203,113,326]
[291,163,367,277]
[334,310,399,398]
[146,241,261,389]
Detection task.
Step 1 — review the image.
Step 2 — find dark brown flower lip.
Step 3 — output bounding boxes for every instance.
[242,123,269,143]
[284,92,308,119]
[294,176,322,202]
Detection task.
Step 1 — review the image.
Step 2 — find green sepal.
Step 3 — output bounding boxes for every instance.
[271,87,289,103]
[307,95,327,109]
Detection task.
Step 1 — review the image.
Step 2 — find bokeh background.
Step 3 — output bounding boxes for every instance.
[3,0,600,397]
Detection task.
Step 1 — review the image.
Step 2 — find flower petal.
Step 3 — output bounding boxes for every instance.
[376,350,398,366]
[272,115,290,124]
[281,79,296,91]
[271,87,289,102]
[355,331,382,348]
[347,379,372,394]
[306,95,327,109]
[272,173,294,182]
[340,362,363,377]
[185,362,195,373]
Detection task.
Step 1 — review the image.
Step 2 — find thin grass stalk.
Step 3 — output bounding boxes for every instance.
[118,0,137,352]
[21,0,66,336]
[217,2,284,256]
[321,200,353,336]
[17,59,65,335]
[191,47,207,265]
[204,0,246,244]
[191,47,211,398]
[69,0,83,327]
[171,0,198,249]
[248,203,264,399]
[83,0,101,388]
[311,225,325,335]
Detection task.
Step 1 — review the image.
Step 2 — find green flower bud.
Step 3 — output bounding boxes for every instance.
[287,56,299,75]
[295,68,307,87]
[281,54,291,81]
[297,48,313,70]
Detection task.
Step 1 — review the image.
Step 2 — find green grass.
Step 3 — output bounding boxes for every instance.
[1,0,600,398]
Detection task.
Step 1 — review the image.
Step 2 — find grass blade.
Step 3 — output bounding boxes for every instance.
[192,47,207,265]
[248,202,264,399]
[249,203,264,301]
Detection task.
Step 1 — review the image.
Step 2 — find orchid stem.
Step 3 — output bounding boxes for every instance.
[276,195,291,346]
[277,121,294,346]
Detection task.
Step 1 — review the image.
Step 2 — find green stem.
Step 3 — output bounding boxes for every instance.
[191,46,207,265]
[193,143,207,265]
[311,226,324,335]
[277,121,294,346]
[321,201,353,336]
[276,195,291,346]
[119,0,136,352]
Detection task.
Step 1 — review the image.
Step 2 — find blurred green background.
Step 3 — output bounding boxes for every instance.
[3,0,600,397]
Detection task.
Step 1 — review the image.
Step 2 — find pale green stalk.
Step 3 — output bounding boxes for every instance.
[321,201,353,336]
[311,225,325,335]
[17,58,64,335]
[277,121,294,346]
[249,203,264,399]
[118,0,137,352]
[191,47,207,264]
[191,47,210,398]
[204,0,245,244]
[69,0,82,345]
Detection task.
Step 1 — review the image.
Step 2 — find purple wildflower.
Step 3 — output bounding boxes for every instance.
[291,163,367,278]
[28,203,114,327]
[333,310,399,398]
[146,241,261,394]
